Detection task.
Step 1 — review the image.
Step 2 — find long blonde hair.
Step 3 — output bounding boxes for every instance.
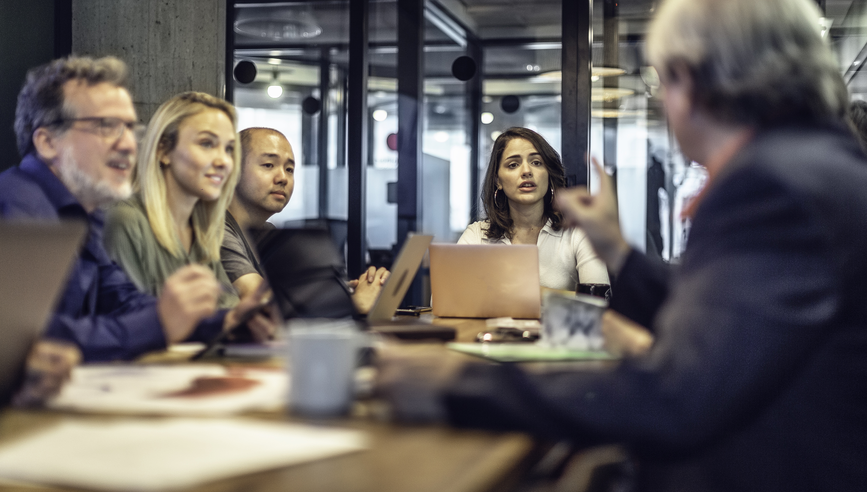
[134,92,241,262]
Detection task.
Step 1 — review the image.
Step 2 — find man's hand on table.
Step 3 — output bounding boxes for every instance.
[554,158,631,276]
[602,310,654,357]
[13,340,81,408]
[350,266,390,314]
[375,344,467,423]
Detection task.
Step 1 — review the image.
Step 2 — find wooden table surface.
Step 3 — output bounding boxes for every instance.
[428,314,491,342]
[0,409,540,492]
[0,316,547,492]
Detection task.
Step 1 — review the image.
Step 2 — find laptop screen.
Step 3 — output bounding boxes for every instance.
[429,244,541,319]
[256,228,357,320]
[0,221,86,404]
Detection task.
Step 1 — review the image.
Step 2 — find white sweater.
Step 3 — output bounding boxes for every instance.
[457,220,609,290]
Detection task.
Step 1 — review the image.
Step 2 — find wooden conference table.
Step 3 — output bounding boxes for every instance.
[0,317,564,492]
[0,317,624,492]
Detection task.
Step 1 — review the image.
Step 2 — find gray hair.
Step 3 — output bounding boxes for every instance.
[14,56,130,157]
[647,0,848,127]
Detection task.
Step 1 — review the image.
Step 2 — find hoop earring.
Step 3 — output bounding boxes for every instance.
[549,182,555,202]
[493,189,500,208]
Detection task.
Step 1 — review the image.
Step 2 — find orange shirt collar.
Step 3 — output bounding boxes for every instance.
[681,131,754,220]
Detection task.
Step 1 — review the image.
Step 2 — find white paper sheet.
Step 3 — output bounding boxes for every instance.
[0,418,367,491]
[49,364,288,415]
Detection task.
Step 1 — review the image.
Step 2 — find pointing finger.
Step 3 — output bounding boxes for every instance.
[590,157,614,197]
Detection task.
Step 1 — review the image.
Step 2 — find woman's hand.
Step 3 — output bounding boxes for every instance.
[601,310,654,357]
[555,158,631,275]
[223,281,280,342]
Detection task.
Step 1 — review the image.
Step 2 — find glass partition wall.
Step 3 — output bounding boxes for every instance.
[229,0,863,306]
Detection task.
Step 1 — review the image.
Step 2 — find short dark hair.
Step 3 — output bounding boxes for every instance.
[480,127,566,241]
[239,127,289,168]
[14,56,129,158]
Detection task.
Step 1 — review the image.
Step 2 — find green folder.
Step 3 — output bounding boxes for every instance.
[447,343,619,362]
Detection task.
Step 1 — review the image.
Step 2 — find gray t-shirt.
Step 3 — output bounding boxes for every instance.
[221,211,273,283]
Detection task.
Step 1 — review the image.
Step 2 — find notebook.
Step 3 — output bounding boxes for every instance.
[429,244,541,319]
[0,220,86,404]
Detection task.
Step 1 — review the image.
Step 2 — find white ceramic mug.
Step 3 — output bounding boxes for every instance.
[540,292,608,350]
[287,319,366,416]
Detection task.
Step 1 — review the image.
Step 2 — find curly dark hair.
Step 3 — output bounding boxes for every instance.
[480,127,566,241]
[14,56,129,158]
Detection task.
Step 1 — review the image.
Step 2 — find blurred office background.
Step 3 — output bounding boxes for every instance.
[1,0,865,268]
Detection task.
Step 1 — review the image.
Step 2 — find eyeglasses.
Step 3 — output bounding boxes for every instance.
[49,117,146,142]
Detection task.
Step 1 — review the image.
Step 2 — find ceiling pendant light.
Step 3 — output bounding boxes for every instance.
[267,69,283,99]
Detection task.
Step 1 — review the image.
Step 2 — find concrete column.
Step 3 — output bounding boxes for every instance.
[72,0,226,123]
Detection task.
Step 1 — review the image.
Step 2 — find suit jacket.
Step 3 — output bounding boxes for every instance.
[443,123,867,491]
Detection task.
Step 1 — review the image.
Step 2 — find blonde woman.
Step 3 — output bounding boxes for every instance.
[105,92,273,339]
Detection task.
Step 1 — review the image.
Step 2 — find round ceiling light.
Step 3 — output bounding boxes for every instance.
[591,109,643,119]
[591,88,635,102]
[235,10,321,40]
[536,67,627,81]
[267,84,283,99]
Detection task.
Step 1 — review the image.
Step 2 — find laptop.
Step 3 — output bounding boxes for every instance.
[363,234,454,340]
[198,230,452,353]
[0,221,87,404]
[429,244,542,319]
[366,234,433,323]
[256,230,436,324]
[257,228,356,320]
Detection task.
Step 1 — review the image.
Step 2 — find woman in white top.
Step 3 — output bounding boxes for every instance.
[458,127,609,291]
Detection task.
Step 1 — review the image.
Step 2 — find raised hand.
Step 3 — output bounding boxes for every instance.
[555,157,631,274]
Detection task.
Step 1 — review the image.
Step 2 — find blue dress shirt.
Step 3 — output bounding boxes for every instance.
[0,154,224,361]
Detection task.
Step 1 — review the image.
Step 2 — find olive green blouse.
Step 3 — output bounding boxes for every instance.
[104,195,239,309]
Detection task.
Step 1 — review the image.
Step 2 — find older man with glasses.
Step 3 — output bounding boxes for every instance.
[0,56,243,363]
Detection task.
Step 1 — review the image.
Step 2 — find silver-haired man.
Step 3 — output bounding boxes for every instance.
[378,0,867,490]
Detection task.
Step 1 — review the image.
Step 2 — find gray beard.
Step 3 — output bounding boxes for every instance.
[55,151,133,210]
